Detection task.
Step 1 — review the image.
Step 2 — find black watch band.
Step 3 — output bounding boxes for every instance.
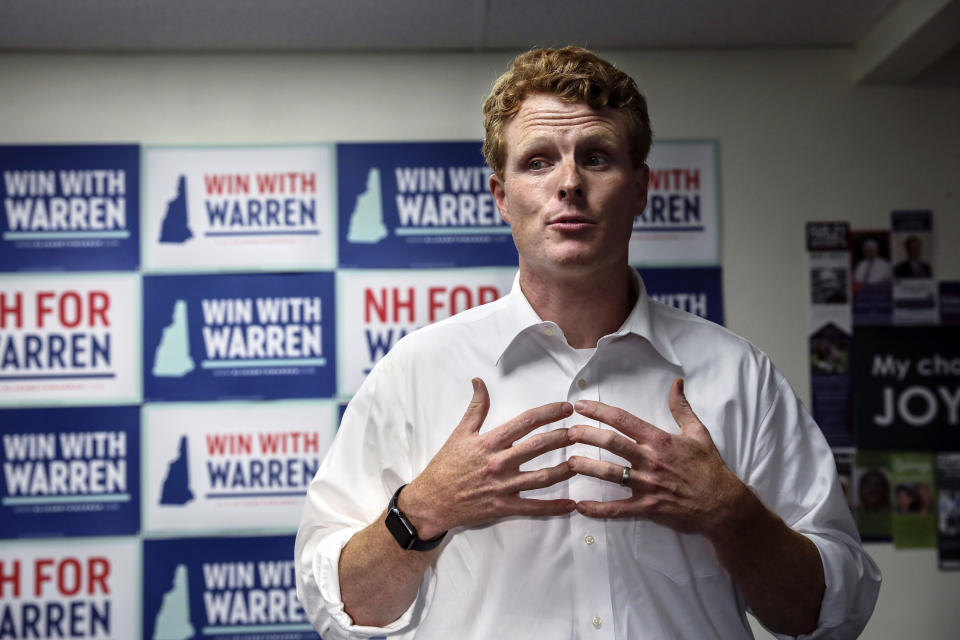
[384,484,446,551]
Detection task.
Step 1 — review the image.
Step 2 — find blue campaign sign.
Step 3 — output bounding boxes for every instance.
[143,273,336,401]
[0,405,140,538]
[0,144,140,271]
[637,266,724,326]
[143,535,320,640]
[337,141,519,268]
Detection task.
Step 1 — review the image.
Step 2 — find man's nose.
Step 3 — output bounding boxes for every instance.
[557,160,584,200]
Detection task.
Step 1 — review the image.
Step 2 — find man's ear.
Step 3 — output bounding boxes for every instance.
[490,173,511,224]
[634,163,650,216]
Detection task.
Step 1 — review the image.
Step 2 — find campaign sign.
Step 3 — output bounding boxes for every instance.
[143,273,336,401]
[636,266,724,325]
[0,144,140,272]
[337,142,519,268]
[0,406,139,538]
[143,535,317,640]
[852,326,960,450]
[0,538,138,639]
[0,274,141,407]
[629,140,720,266]
[337,268,516,395]
[142,401,337,534]
[142,145,336,272]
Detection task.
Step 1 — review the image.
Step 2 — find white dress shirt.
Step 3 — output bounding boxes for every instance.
[295,273,880,639]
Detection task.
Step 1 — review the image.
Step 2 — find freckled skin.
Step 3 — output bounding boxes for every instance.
[490,93,648,284]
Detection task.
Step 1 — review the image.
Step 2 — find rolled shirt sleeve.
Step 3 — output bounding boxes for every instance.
[744,371,881,639]
[294,355,436,639]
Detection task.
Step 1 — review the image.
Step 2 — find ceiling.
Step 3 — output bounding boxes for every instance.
[1,0,958,85]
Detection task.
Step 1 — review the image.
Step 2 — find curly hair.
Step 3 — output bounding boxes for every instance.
[482,46,652,177]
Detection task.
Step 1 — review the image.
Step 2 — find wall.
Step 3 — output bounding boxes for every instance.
[1,48,958,638]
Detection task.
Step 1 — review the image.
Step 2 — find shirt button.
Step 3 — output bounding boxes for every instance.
[584,534,595,545]
[577,378,586,390]
[592,616,602,629]
[544,327,554,336]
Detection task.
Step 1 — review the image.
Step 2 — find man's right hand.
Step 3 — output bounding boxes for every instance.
[397,377,577,540]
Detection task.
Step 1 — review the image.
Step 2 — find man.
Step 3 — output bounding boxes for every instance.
[852,238,891,287]
[296,47,880,639]
[894,235,933,278]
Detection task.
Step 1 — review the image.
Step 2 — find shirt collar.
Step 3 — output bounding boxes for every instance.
[494,270,683,367]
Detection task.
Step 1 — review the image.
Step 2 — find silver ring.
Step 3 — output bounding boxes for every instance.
[620,466,631,486]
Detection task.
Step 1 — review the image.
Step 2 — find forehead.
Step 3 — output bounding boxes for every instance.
[504,93,628,150]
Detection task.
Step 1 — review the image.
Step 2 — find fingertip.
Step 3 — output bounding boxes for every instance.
[574,399,588,413]
[472,377,480,392]
[561,402,574,417]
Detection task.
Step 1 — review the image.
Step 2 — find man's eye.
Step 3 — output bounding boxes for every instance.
[586,154,607,166]
[528,158,546,170]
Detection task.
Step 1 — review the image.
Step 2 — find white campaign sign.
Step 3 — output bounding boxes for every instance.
[0,538,138,640]
[337,268,516,397]
[629,140,720,266]
[142,145,336,272]
[0,274,140,407]
[142,401,338,534]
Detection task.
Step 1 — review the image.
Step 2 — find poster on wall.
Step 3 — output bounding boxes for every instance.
[629,140,720,266]
[336,268,516,396]
[142,535,316,640]
[143,272,336,401]
[891,209,937,324]
[0,274,141,408]
[806,222,853,447]
[142,401,337,535]
[890,452,936,548]
[142,145,336,272]
[852,325,960,451]
[637,266,724,325]
[0,537,139,640]
[854,449,892,542]
[0,406,139,538]
[0,144,140,272]
[849,229,893,325]
[336,141,518,268]
[937,453,960,569]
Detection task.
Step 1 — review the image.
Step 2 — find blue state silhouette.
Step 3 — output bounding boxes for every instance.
[153,300,195,377]
[152,564,195,640]
[347,167,388,243]
[160,175,193,243]
[160,435,194,506]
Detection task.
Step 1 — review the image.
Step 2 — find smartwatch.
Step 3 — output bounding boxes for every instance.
[384,484,446,551]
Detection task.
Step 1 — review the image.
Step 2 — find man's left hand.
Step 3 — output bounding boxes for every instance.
[567,377,750,536]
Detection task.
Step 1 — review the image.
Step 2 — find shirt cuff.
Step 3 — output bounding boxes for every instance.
[314,527,433,639]
[780,532,881,640]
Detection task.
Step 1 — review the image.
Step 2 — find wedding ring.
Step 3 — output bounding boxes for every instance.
[620,466,631,486]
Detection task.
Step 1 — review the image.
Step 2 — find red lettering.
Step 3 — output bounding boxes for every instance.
[90,291,110,327]
[58,558,81,596]
[204,174,249,196]
[302,431,320,453]
[89,557,110,595]
[0,292,23,329]
[0,560,20,598]
[33,558,54,596]
[301,172,317,194]
[684,169,700,190]
[449,286,472,315]
[392,288,415,323]
[36,292,56,328]
[59,291,82,328]
[478,286,499,305]
[428,287,444,322]
[364,289,387,323]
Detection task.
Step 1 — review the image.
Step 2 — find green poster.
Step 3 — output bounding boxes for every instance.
[854,450,892,542]
[891,451,937,549]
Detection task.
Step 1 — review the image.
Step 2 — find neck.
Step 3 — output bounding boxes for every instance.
[518,262,637,349]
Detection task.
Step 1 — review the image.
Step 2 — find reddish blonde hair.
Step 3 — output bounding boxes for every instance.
[482,46,652,177]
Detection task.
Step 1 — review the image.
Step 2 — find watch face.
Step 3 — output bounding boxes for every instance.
[386,508,415,549]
